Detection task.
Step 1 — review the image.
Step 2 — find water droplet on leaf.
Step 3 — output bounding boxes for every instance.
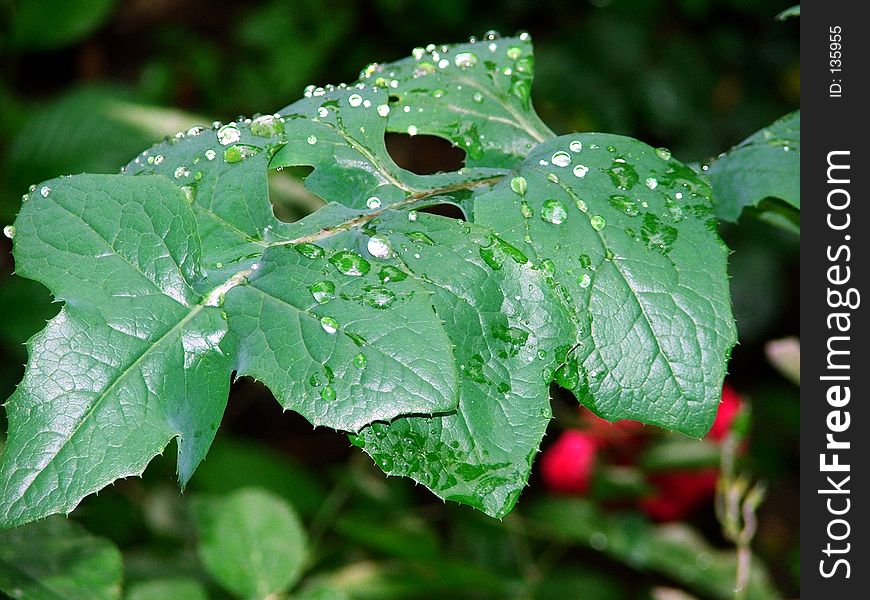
[330,250,371,276]
[541,199,568,224]
[551,151,571,167]
[590,215,606,231]
[310,280,336,304]
[573,164,589,178]
[320,316,339,334]
[217,124,241,145]
[367,234,392,259]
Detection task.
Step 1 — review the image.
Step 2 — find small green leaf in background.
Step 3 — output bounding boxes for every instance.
[189,437,327,518]
[8,0,118,52]
[0,517,123,600]
[526,499,781,600]
[776,5,800,20]
[708,111,800,224]
[192,488,309,600]
[290,585,351,600]
[125,578,209,600]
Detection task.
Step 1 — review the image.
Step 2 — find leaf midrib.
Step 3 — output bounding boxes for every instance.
[9,303,207,512]
[547,172,691,401]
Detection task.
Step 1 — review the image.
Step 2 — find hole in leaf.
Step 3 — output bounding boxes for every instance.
[421,203,466,221]
[268,166,325,223]
[388,94,401,103]
[386,133,466,175]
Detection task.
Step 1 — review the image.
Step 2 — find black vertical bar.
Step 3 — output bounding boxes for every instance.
[801,1,867,597]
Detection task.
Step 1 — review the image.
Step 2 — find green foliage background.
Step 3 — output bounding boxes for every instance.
[0,0,799,598]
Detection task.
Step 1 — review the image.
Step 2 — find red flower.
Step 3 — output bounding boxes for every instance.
[640,470,719,521]
[640,383,746,521]
[707,382,743,441]
[540,430,599,494]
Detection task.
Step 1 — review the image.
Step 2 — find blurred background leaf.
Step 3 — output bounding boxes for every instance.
[0,517,123,600]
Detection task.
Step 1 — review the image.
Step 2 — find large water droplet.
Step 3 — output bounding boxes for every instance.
[510,176,528,195]
[655,147,672,160]
[310,280,336,304]
[377,104,390,117]
[378,266,406,283]
[250,114,285,137]
[205,149,217,161]
[3,225,15,239]
[366,196,382,209]
[330,250,371,276]
[607,161,639,189]
[348,94,363,107]
[320,316,339,334]
[40,186,51,198]
[520,200,533,219]
[590,215,606,231]
[608,194,639,216]
[551,151,571,167]
[223,145,258,163]
[307,135,317,145]
[641,213,678,254]
[645,177,658,190]
[217,124,241,145]
[554,361,580,389]
[295,243,325,259]
[362,285,396,309]
[506,45,522,60]
[320,385,336,401]
[367,235,392,259]
[174,166,190,179]
[353,353,368,369]
[406,231,435,245]
[579,273,591,288]
[573,164,589,178]
[540,258,556,277]
[569,140,583,152]
[541,199,568,225]
[454,51,478,69]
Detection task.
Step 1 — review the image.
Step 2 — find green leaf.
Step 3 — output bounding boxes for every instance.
[352,213,571,517]
[355,33,554,168]
[126,579,209,600]
[0,175,232,528]
[708,111,800,223]
[224,209,460,431]
[474,135,736,436]
[1,33,738,525]
[0,517,123,600]
[192,488,308,600]
[121,118,289,278]
[274,86,507,211]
